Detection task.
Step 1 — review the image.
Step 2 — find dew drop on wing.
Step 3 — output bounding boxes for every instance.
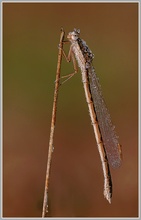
[88,66,122,168]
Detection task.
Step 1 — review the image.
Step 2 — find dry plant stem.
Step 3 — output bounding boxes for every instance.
[42,29,65,218]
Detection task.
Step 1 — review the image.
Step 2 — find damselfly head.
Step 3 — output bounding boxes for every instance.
[67,28,80,41]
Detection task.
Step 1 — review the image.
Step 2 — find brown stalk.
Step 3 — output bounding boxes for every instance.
[42,29,65,218]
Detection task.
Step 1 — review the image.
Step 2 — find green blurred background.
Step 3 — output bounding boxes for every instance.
[3,2,138,217]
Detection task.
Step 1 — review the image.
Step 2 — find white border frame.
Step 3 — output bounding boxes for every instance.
[0,1,140,219]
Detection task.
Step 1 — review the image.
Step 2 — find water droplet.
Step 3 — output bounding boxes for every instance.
[52,145,54,153]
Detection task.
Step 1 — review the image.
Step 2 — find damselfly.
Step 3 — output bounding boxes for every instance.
[62,28,122,203]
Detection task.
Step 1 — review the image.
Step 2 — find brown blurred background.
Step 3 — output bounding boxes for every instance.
[3,2,138,218]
